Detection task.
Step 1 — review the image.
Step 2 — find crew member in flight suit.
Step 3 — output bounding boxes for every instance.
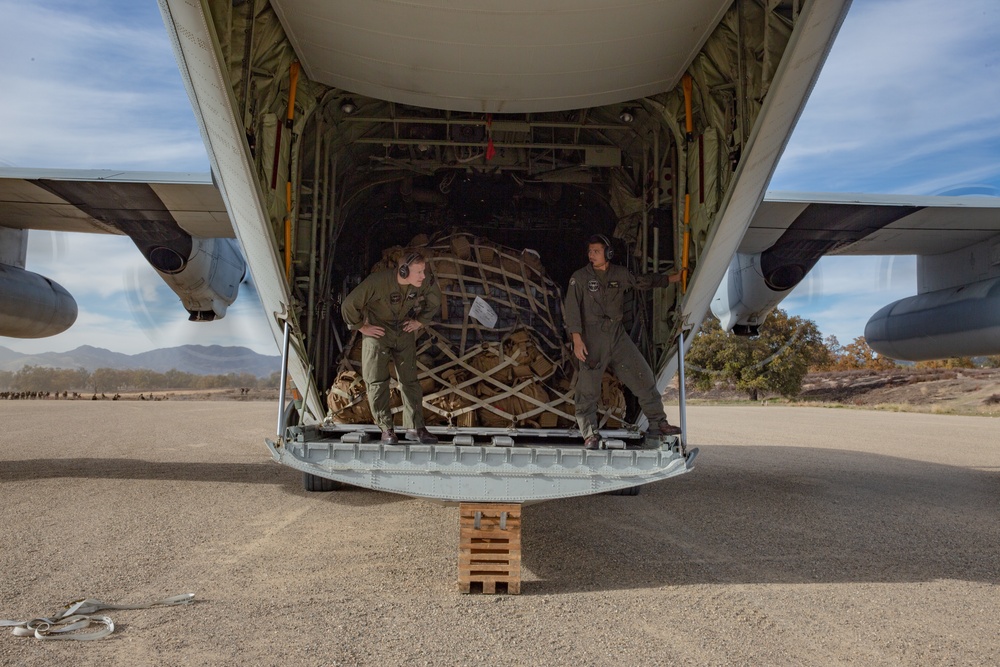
[564,234,682,449]
[341,251,442,444]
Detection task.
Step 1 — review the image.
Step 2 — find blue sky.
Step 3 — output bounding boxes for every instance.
[1,0,999,356]
[770,0,1000,346]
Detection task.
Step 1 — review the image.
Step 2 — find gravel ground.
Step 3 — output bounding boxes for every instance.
[1,401,998,666]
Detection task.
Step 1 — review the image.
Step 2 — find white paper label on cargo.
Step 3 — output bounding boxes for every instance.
[469,296,498,328]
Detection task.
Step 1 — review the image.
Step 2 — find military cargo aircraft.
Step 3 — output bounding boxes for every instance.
[2,0,998,502]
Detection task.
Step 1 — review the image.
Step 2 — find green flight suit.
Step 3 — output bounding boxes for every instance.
[341,268,442,431]
[563,263,669,438]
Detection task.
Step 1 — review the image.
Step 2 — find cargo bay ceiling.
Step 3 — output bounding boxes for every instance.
[268,0,733,113]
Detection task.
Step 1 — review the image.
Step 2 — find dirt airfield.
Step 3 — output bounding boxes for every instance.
[1,401,998,666]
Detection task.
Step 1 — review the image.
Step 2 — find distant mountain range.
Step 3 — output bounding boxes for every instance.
[0,345,281,378]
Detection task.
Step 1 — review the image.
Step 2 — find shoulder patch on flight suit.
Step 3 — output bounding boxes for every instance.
[390,292,402,304]
[587,279,599,292]
[569,277,576,286]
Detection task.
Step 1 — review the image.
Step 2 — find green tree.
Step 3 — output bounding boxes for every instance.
[915,357,975,369]
[259,371,282,390]
[0,365,274,393]
[231,372,259,389]
[13,365,61,392]
[164,369,195,389]
[812,334,843,371]
[90,367,130,393]
[9,366,90,393]
[56,367,91,391]
[839,336,896,370]
[685,309,826,400]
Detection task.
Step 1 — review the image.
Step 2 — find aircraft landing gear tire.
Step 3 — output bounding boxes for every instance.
[303,472,344,492]
[605,485,641,496]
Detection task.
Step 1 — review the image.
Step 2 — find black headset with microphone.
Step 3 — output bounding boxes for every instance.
[398,252,421,278]
[589,234,614,261]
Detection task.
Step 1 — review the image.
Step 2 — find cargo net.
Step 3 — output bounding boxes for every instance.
[327,232,630,432]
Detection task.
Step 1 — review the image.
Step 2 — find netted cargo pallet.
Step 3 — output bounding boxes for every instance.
[458,503,521,595]
[425,232,563,355]
[327,232,629,431]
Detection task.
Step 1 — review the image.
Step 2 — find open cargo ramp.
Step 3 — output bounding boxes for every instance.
[267,425,697,503]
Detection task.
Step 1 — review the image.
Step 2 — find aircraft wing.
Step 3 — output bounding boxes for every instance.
[742,191,1000,257]
[0,168,244,338]
[0,167,232,238]
[714,191,1000,358]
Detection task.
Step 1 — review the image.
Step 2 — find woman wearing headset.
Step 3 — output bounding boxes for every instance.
[341,251,441,444]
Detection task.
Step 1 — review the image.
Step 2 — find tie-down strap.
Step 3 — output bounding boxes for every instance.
[1,593,195,641]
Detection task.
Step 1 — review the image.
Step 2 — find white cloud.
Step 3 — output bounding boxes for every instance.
[0,231,276,356]
[0,1,207,171]
[783,256,916,343]
[0,3,270,356]
[766,0,1000,344]
[772,0,1000,194]
[28,233,141,299]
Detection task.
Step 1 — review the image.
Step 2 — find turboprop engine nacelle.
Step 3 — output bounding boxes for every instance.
[865,276,1000,361]
[0,263,78,338]
[147,237,246,321]
[711,252,793,336]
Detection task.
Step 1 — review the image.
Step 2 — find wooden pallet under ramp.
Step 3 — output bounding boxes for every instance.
[458,502,522,594]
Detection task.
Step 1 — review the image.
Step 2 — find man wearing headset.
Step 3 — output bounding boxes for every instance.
[341,251,442,444]
[564,234,682,449]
